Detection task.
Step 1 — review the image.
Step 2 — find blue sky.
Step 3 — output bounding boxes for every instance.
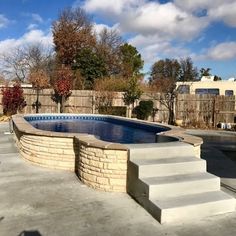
[0,0,236,79]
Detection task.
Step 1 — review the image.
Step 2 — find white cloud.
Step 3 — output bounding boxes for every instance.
[120,2,209,40]
[31,13,43,23]
[0,29,53,55]
[22,12,44,24]
[27,23,38,30]
[22,29,52,45]
[0,14,10,28]
[205,42,236,60]
[174,0,220,12]
[83,0,144,16]
[93,23,119,35]
[129,34,191,64]
[208,2,236,27]
[80,0,210,42]
[175,0,236,27]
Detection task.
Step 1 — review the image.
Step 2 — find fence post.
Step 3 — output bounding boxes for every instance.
[212,96,216,127]
[92,95,95,114]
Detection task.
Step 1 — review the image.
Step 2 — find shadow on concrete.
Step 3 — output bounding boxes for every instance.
[201,147,236,178]
[73,136,80,179]
[193,134,236,179]
[18,230,42,236]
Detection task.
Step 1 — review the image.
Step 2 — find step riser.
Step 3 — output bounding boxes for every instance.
[148,178,220,199]
[130,146,194,159]
[160,199,236,224]
[139,161,206,178]
[127,178,220,201]
[127,191,236,224]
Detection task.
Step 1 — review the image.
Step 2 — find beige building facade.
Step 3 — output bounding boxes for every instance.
[176,78,236,96]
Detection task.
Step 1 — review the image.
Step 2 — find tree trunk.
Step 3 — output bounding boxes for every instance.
[60,96,65,113]
[168,100,175,125]
[126,105,132,118]
[36,89,40,113]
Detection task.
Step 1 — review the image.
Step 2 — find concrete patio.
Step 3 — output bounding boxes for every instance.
[1,122,236,236]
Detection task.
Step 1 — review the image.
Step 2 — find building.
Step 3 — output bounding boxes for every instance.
[176,77,236,96]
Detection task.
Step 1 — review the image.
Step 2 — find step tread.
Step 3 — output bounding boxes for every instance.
[127,141,192,149]
[141,172,218,185]
[132,156,204,166]
[151,191,235,210]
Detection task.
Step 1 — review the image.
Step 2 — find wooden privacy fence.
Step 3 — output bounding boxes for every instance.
[0,88,235,126]
[0,88,125,115]
[176,94,235,127]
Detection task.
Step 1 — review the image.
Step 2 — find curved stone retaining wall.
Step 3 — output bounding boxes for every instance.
[18,134,77,170]
[77,143,127,192]
[12,114,202,192]
[12,114,128,192]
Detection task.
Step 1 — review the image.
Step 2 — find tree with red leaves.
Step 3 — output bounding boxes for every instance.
[1,83,26,116]
[51,66,73,113]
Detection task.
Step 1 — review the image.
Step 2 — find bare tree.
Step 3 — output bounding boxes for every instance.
[96,28,123,76]
[0,73,7,84]
[149,59,181,125]
[0,47,28,82]
[0,43,54,82]
[179,57,198,81]
[94,77,126,113]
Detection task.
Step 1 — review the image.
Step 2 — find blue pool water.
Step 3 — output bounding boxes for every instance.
[26,115,170,144]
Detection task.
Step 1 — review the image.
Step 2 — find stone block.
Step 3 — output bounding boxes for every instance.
[83,172,97,182]
[109,178,126,186]
[90,160,103,168]
[107,163,126,170]
[96,177,109,185]
[104,150,116,155]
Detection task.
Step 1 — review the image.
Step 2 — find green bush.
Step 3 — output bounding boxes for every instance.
[134,100,154,120]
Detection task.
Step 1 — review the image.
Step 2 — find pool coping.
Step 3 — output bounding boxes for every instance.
[12,113,203,149]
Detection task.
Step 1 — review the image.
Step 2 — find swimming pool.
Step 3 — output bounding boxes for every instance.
[12,114,202,192]
[25,115,170,144]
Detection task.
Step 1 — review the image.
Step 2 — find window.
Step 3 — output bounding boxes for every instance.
[177,85,190,94]
[195,88,219,95]
[225,90,234,96]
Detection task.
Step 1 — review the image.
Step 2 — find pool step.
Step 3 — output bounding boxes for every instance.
[148,191,235,224]
[129,142,195,159]
[127,142,236,224]
[140,172,220,199]
[129,156,206,178]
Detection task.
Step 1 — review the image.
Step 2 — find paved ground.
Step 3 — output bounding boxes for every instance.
[1,122,236,236]
[187,129,236,191]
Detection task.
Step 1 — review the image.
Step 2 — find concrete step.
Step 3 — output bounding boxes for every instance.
[128,142,195,160]
[148,191,236,224]
[140,172,220,199]
[127,141,236,224]
[130,156,206,178]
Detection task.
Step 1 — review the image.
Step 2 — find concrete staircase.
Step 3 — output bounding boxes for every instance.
[127,142,235,224]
